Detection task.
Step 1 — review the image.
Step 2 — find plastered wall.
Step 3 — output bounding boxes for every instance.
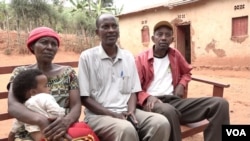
[118,0,250,70]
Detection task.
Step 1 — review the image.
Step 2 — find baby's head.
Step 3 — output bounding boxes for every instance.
[12,69,50,103]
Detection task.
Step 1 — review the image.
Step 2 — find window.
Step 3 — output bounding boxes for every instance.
[141,25,150,47]
[232,16,248,37]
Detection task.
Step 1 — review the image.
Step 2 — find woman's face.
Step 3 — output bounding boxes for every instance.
[31,37,59,62]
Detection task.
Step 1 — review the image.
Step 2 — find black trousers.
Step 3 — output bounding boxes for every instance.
[151,95,230,141]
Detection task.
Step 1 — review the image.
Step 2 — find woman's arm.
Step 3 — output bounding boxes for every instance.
[65,89,81,124]
[43,89,82,140]
[64,69,82,124]
[43,67,82,140]
[8,132,15,141]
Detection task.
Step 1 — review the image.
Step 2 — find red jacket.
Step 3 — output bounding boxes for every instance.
[135,46,192,106]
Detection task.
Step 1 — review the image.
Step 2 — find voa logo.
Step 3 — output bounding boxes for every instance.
[226,129,246,136]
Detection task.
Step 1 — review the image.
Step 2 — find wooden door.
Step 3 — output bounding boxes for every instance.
[176,24,191,64]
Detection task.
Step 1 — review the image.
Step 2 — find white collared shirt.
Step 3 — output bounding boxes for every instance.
[78,45,141,119]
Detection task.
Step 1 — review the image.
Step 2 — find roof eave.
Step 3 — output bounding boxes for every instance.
[117,0,200,17]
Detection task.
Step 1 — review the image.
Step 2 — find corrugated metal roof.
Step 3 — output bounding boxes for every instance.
[117,0,200,17]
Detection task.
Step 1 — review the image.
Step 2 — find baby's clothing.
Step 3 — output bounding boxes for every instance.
[11,93,65,133]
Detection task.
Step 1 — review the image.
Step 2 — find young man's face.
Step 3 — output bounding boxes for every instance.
[152,26,174,51]
[96,15,119,46]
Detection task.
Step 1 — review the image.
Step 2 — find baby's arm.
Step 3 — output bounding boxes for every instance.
[8,85,48,128]
[43,94,65,118]
[22,94,65,140]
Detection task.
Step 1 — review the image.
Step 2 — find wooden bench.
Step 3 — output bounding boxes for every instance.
[180,76,230,139]
[0,62,230,141]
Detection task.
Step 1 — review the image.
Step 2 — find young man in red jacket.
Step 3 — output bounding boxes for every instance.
[135,21,230,141]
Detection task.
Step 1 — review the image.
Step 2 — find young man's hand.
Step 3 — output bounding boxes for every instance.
[143,96,162,112]
[174,84,185,98]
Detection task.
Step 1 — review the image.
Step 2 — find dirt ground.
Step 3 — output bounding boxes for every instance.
[0,34,249,140]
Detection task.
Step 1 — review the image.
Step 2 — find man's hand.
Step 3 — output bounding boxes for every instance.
[143,96,162,112]
[42,117,71,141]
[111,112,126,119]
[122,111,138,125]
[174,84,185,98]
[125,112,139,130]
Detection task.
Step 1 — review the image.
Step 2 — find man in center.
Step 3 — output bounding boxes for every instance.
[78,13,170,141]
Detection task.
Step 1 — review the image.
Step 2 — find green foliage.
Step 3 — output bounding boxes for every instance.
[10,0,55,29]
[67,0,122,49]
[0,0,11,29]
[0,0,123,55]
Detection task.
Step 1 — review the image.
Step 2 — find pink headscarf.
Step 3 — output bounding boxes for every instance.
[26,27,60,54]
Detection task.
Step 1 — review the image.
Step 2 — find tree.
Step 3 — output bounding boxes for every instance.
[0,1,8,30]
[0,0,123,55]
[0,0,13,54]
[68,0,121,48]
[10,0,68,31]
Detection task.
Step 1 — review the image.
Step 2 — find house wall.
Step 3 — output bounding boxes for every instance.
[118,0,250,70]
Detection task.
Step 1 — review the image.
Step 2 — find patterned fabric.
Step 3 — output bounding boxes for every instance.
[9,65,79,140]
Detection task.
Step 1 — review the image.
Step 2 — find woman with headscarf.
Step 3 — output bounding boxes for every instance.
[7,27,99,141]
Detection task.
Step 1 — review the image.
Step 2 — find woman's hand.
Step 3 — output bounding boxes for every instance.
[42,117,72,141]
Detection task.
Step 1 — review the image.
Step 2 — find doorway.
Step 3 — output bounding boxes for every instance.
[176,24,191,64]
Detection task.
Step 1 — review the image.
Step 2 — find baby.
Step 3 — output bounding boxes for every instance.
[8,69,98,141]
